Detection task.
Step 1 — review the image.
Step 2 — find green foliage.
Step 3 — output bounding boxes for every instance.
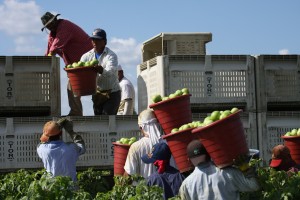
[95,175,163,200]
[0,169,35,199]
[241,159,300,200]
[77,168,110,198]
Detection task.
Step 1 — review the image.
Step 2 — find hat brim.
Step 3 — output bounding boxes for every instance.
[189,155,207,166]
[90,35,105,40]
[270,159,282,168]
[41,14,60,31]
[142,154,156,164]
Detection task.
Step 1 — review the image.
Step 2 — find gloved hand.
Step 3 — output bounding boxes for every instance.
[63,119,74,134]
[56,118,67,129]
[233,154,250,172]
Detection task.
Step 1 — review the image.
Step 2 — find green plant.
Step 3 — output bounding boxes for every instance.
[77,168,110,198]
[95,175,163,200]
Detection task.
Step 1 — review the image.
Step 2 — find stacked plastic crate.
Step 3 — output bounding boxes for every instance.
[256,55,300,165]
[137,33,258,150]
[0,56,142,171]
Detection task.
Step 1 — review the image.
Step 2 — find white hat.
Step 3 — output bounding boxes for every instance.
[117,64,123,71]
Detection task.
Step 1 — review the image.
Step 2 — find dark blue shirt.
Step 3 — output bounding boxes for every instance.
[147,165,185,200]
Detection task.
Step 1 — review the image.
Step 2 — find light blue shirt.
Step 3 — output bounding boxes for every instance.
[179,161,260,200]
[80,47,120,92]
[37,140,85,182]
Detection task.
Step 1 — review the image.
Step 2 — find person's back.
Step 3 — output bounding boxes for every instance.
[37,141,82,181]
[179,140,260,200]
[180,161,259,200]
[124,109,163,178]
[117,64,135,115]
[124,137,156,178]
[37,119,85,182]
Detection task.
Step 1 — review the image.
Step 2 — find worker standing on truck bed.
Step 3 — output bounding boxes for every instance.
[41,12,92,116]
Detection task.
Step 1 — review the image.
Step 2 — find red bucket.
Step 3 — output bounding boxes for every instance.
[281,135,300,164]
[191,110,249,168]
[113,142,130,176]
[149,94,192,135]
[64,67,97,97]
[162,127,197,173]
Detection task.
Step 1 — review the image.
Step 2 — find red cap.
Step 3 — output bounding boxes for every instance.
[269,145,291,168]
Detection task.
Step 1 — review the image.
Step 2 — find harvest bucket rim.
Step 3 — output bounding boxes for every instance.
[162,127,195,139]
[112,142,131,147]
[191,109,243,134]
[281,135,300,139]
[149,94,192,108]
[64,66,96,72]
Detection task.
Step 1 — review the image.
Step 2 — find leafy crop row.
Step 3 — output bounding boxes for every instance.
[1,162,300,200]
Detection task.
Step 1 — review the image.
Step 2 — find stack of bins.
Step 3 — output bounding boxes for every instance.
[138,54,258,152]
[256,55,300,166]
[0,56,61,171]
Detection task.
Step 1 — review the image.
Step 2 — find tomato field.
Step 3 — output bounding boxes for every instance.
[1,161,300,200]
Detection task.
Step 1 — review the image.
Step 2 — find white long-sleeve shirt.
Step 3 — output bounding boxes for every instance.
[80,47,120,92]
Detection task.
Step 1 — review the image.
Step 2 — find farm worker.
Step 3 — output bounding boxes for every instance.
[41,12,92,116]
[37,118,86,182]
[124,109,164,179]
[80,28,121,115]
[117,64,135,115]
[269,144,300,173]
[141,142,185,200]
[179,140,260,200]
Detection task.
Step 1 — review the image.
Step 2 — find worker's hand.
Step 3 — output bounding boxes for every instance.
[56,118,67,129]
[233,154,250,172]
[63,120,74,133]
[94,65,103,74]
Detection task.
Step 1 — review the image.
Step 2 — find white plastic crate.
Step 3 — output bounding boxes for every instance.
[137,55,256,113]
[0,116,141,171]
[0,56,61,117]
[192,111,258,150]
[257,111,300,166]
[142,32,212,62]
[255,55,300,111]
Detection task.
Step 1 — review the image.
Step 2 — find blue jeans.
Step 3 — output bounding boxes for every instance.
[93,90,121,115]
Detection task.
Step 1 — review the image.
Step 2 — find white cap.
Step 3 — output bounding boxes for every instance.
[117,64,123,71]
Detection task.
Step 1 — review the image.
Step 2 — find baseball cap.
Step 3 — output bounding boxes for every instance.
[269,145,291,168]
[187,140,209,166]
[142,142,172,164]
[40,121,62,143]
[90,28,107,40]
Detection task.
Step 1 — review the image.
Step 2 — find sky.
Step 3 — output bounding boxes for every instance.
[1,0,299,116]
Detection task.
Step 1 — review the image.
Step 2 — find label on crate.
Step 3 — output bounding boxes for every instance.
[6,135,15,161]
[205,71,214,97]
[5,77,13,100]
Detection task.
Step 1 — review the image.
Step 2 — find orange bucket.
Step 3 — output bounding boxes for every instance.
[149,94,192,135]
[65,67,97,97]
[113,142,130,176]
[162,127,197,173]
[281,135,300,164]
[191,110,249,168]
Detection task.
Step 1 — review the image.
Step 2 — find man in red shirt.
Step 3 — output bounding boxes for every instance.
[41,12,93,116]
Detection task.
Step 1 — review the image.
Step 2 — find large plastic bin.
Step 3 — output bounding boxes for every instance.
[257,111,300,166]
[142,32,212,62]
[137,55,256,113]
[0,116,141,171]
[0,56,61,117]
[255,55,300,112]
